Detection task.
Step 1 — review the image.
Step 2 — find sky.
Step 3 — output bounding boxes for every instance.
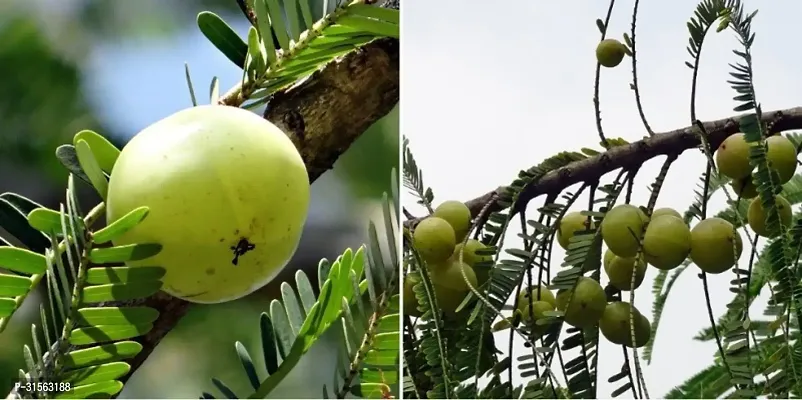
[402,0,802,397]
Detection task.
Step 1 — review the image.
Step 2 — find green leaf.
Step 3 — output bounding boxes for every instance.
[88,243,162,264]
[62,341,143,369]
[0,274,32,296]
[60,362,130,386]
[254,0,277,64]
[247,26,266,74]
[69,323,154,345]
[75,139,109,200]
[55,145,93,185]
[235,341,261,390]
[0,195,49,252]
[185,63,198,107]
[81,281,163,304]
[92,207,150,244]
[197,11,248,68]
[54,380,124,399]
[263,0,291,50]
[295,270,316,316]
[27,207,64,235]
[0,298,16,317]
[260,312,279,375]
[85,266,165,285]
[352,383,391,399]
[72,130,120,173]
[76,306,159,326]
[0,247,47,275]
[209,76,220,104]
[346,4,399,25]
[363,349,397,366]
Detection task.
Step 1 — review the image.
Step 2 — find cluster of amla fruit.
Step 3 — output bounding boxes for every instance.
[716,133,797,237]
[405,201,493,317]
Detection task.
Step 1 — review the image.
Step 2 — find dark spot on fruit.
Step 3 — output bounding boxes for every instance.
[234,229,239,235]
[219,238,225,243]
[230,237,256,266]
[230,147,234,150]
[205,268,215,275]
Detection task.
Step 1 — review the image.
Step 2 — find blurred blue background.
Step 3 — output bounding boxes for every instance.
[0,0,399,397]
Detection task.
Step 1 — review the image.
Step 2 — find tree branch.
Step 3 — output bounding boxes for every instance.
[404,106,802,228]
[7,16,398,400]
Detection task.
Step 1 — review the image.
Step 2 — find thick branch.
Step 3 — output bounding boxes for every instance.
[8,23,398,400]
[405,106,802,227]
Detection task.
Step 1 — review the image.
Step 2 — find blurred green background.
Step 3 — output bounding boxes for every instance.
[0,0,399,398]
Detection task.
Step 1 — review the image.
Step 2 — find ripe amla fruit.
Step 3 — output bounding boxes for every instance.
[689,217,743,274]
[517,284,557,309]
[642,214,691,270]
[731,176,758,199]
[433,200,472,242]
[519,300,555,338]
[430,260,478,291]
[557,212,595,250]
[748,195,793,237]
[651,208,683,221]
[453,239,492,284]
[766,134,798,184]
[601,204,649,258]
[413,217,456,264]
[595,39,627,68]
[603,249,646,291]
[555,277,607,328]
[106,105,310,303]
[599,301,651,348]
[716,133,752,180]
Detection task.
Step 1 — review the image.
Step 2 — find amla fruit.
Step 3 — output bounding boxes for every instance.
[557,212,594,250]
[518,284,557,309]
[596,39,627,68]
[433,200,472,241]
[643,215,692,270]
[106,105,309,304]
[731,176,758,199]
[555,277,607,328]
[651,208,683,221]
[603,249,646,291]
[453,239,492,284]
[766,135,798,184]
[430,260,478,291]
[716,133,752,180]
[521,300,555,338]
[414,217,456,264]
[599,301,651,348]
[748,195,793,237]
[690,217,743,274]
[601,204,649,258]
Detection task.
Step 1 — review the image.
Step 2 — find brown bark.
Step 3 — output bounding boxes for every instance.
[404,106,802,228]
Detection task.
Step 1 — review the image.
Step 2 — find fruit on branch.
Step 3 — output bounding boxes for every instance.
[765,134,798,184]
[557,212,595,250]
[517,284,557,309]
[435,283,468,316]
[433,200,472,241]
[651,207,683,221]
[747,194,793,237]
[453,239,493,284]
[413,217,456,264]
[595,39,627,68]
[716,133,752,180]
[731,176,758,199]
[601,204,649,258]
[404,271,422,318]
[555,277,606,328]
[599,301,651,348]
[642,214,692,270]
[106,105,309,304]
[520,300,555,338]
[603,249,646,290]
[430,260,478,291]
[689,217,743,274]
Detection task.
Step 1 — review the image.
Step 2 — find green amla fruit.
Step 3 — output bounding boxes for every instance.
[603,249,646,291]
[434,283,468,316]
[599,301,651,348]
[651,207,683,221]
[433,200,472,242]
[521,300,556,338]
[413,217,456,264]
[643,215,692,270]
[595,39,627,68]
[716,133,752,180]
[430,260,478,291]
[557,212,595,250]
[404,272,422,317]
[690,217,743,274]
[731,175,758,199]
[106,105,309,304]
[748,195,793,238]
[517,284,557,310]
[453,239,492,284]
[555,277,607,328]
[766,134,798,184]
[601,204,649,258]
